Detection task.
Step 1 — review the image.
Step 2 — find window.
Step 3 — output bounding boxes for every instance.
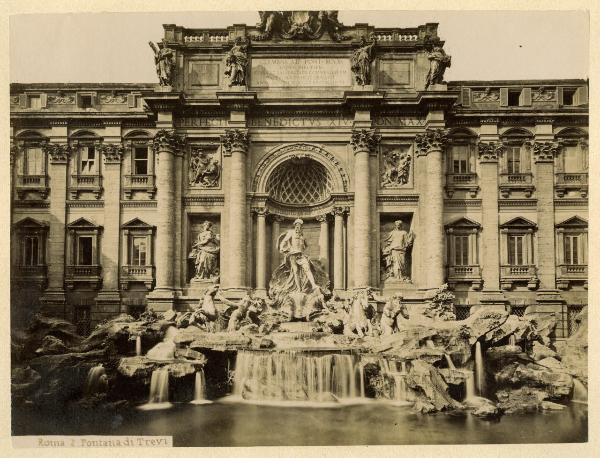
[563,145,585,173]
[81,95,93,108]
[133,147,148,175]
[507,90,521,107]
[28,95,41,109]
[454,235,470,266]
[564,234,581,265]
[77,236,94,265]
[508,235,525,265]
[506,146,521,174]
[452,145,469,173]
[80,146,97,174]
[562,89,576,106]
[23,236,39,266]
[24,147,44,175]
[131,236,147,266]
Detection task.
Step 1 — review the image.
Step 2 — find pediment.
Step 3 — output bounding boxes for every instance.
[500,216,537,229]
[13,217,49,229]
[122,218,154,229]
[67,217,100,228]
[556,216,587,228]
[445,217,481,229]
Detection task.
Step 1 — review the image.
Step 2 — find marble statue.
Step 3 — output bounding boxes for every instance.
[425,45,451,89]
[343,290,374,338]
[254,11,348,41]
[224,37,249,87]
[148,41,175,86]
[189,148,220,187]
[190,284,220,331]
[189,221,220,279]
[351,36,376,86]
[219,289,264,332]
[381,149,412,188]
[382,220,415,281]
[380,293,409,335]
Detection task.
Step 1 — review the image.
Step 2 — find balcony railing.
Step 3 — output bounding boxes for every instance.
[12,264,48,287]
[65,264,102,289]
[555,172,588,198]
[499,173,534,198]
[556,264,588,289]
[15,174,49,198]
[123,174,156,198]
[70,174,102,199]
[500,264,538,290]
[121,265,155,290]
[445,173,479,197]
[447,265,482,290]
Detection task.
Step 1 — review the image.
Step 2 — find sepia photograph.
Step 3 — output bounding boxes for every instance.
[7,4,591,449]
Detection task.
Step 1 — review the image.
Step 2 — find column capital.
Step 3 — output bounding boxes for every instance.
[43,142,71,164]
[477,141,504,163]
[98,142,124,164]
[414,128,449,156]
[251,207,269,217]
[530,141,560,163]
[331,206,349,217]
[152,129,185,155]
[316,214,329,223]
[270,214,284,223]
[222,128,249,156]
[350,129,380,155]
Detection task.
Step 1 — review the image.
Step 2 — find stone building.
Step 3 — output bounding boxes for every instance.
[10,13,588,337]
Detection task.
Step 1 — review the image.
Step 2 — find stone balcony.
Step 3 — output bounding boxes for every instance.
[65,264,102,289]
[123,174,156,199]
[15,174,49,199]
[555,172,588,197]
[121,265,155,290]
[499,173,534,198]
[70,174,103,199]
[556,264,588,290]
[445,173,479,197]
[12,264,47,288]
[500,265,538,290]
[446,265,483,290]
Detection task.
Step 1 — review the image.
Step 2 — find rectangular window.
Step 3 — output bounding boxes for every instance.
[25,147,44,175]
[80,147,97,175]
[562,89,576,106]
[454,235,470,266]
[23,236,39,266]
[28,95,41,109]
[452,145,469,173]
[564,234,580,265]
[133,147,149,175]
[77,236,93,265]
[507,90,521,107]
[81,95,93,108]
[506,146,521,174]
[131,237,147,266]
[508,235,524,265]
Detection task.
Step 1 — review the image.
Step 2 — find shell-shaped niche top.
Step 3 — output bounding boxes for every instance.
[266,157,333,206]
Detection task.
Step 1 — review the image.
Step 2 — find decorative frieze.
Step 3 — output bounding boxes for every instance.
[99,94,127,104]
[376,195,419,204]
[350,129,380,153]
[98,143,124,164]
[67,200,105,208]
[477,141,504,162]
[472,88,500,102]
[152,129,185,154]
[183,195,225,206]
[43,143,71,164]
[532,141,560,162]
[120,201,158,208]
[532,87,556,102]
[414,128,449,155]
[47,95,75,104]
[221,129,249,156]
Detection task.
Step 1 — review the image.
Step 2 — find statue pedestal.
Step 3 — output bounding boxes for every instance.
[228,85,248,92]
[155,85,173,93]
[425,83,447,91]
[352,84,374,91]
[381,278,418,297]
[188,278,216,298]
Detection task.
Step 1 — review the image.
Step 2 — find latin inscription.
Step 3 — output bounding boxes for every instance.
[251,58,352,88]
[175,116,427,128]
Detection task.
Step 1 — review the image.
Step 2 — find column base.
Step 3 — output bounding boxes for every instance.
[146,288,177,312]
[94,290,122,322]
[39,289,66,318]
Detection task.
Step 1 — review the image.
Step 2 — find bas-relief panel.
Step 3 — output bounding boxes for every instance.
[380,145,413,189]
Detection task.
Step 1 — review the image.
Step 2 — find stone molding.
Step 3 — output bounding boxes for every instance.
[498,199,537,208]
[121,201,158,208]
[183,195,225,206]
[531,141,560,163]
[414,128,449,156]
[98,143,124,164]
[66,200,105,208]
[331,206,350,216]
[221,129,249,156]
[151,129,185,155]
[251,207,270,217]
[443,199,482,208]
[376,194,419,204]
[43,143,71,164]
[350,129,380,154]
[477,141,504,162]
[12,201,50,208]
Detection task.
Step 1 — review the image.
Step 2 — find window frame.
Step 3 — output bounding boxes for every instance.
[499,218,537,267]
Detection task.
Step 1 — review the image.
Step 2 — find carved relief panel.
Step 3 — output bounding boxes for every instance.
[188,146,221,189]
[380,145,413,189]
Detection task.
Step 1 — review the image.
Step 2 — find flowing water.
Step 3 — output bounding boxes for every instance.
[135,335,142,356]
[475,341,485,396]
[509,334,517,346]
[139,368,171,410]
[462,369,476,401]
[191,369,211,405]
[378,358,411,403]
[83,365,107,396]
[445,354,456,370]
[146,326,178,361]
[572,378,588,404]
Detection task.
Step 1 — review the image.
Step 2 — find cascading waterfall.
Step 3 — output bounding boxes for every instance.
[191,369,211,404]
[84,365,107,396]
[572,378,588,404]
[508,335,516,346]
[233,350,364,402]
[444,354,456,370]
[475,341,485,396]
[148,368,170,404]
[463,370,476,401]
[146,326,178,361]
[378,359,411,402]
[135,335,142,356]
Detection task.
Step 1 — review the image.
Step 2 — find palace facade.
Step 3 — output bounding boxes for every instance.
[10,14,588,337]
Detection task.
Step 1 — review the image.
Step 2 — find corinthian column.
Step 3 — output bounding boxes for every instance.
[222,129,249,293]
[253,208,268,295]
[415,128,448,290]
[332,207,347,292]
[351,129,380,290]
[316,214,330,273]
[148,130,184,309]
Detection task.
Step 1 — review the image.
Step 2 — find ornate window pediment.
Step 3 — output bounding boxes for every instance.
[445,217,482,290]
[556,216,587,229]
[12,217,48,288]
[445,217,481,231]
[67,217,100,229]
[500,216,536,230]
[266,157,333,206]
[122,218,154,230]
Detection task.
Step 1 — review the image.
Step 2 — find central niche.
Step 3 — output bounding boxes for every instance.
[266,157,333,206]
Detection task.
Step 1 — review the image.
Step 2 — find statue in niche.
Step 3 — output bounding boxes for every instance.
[381,149,412,188]
[424,44,452,89]
[224,37,249,87]
[189,148,220,187]
[189,221,220,279]
[381,220,415,282]
[268,219,328,317]
[148,41,175,86]
[351,36,376,86]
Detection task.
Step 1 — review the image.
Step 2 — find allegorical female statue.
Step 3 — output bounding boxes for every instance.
[268,219,328,307]
[224,37,248,86]
[189,221,220,279]
[381,220,415,282]
[148,41,175,86]
[425,45,452,89]
[351,36,376,86]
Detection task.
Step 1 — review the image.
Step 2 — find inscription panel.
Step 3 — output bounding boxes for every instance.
[379,61,413,87]
[189,62,220,87]
[251,58,352,88]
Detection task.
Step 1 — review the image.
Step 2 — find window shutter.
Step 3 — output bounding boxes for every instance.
[575,86,588,106]
[519,87,532,106]
[521,145,531,173]
[40,93,48,108]
[500,88,508,107]
[461,87,471,107]
[19,94,27,108]
[557,87,564,106]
